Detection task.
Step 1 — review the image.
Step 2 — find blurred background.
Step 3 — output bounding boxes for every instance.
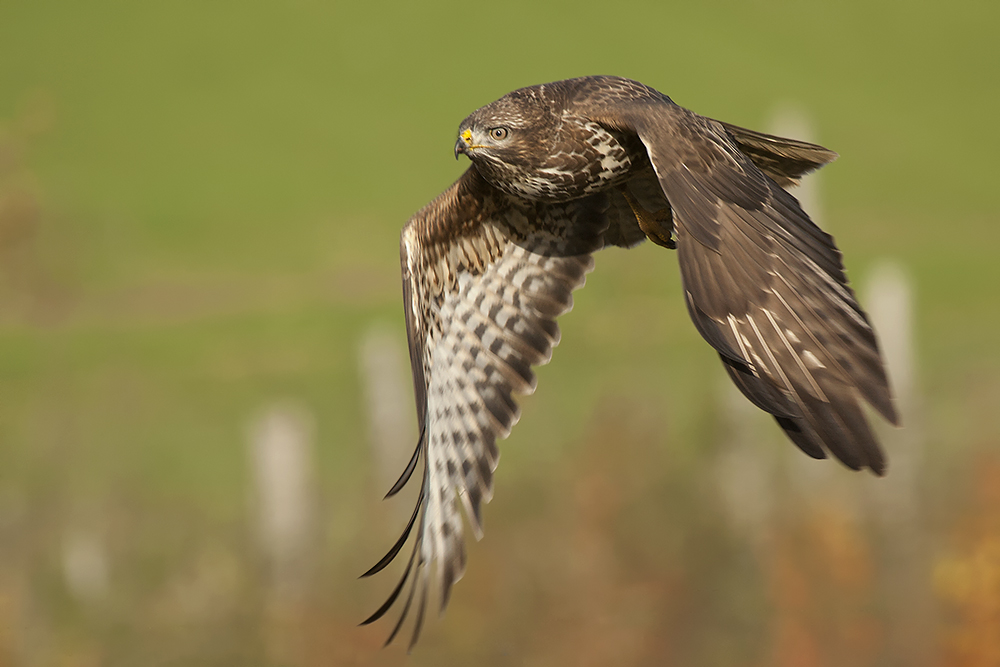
[1,0,998,665]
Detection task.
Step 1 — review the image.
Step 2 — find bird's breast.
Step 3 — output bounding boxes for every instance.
[495,120,638,202]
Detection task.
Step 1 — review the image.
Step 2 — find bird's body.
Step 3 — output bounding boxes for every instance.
[362,76,898,649]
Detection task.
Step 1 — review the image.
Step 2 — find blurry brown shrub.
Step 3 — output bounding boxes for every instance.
[935,455,1000,667]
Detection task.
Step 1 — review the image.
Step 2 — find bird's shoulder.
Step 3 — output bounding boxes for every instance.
[403,167,503,251]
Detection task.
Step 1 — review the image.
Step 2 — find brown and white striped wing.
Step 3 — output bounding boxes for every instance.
[361,168,606,648]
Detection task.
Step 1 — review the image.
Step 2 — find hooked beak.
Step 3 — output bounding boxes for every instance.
[454,129,474,160]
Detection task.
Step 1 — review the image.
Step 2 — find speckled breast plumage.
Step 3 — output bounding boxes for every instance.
[494,118,638,202]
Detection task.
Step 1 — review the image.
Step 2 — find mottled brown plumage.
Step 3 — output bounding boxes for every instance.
[361,76,898,649]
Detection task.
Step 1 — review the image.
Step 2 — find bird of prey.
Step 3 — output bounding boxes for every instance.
[361,75,898,648]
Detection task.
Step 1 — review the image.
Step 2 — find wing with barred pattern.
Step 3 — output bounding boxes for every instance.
[360,166,607,649]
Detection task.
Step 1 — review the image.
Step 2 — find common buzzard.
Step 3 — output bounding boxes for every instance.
[361,76,897,648]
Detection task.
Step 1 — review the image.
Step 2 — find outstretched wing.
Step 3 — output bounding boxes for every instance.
[589,95,898,473]
[361,167,607,648]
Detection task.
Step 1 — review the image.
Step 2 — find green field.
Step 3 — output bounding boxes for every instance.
[1,1,998,665]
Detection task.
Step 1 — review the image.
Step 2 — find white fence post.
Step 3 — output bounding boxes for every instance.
[62,528,109,603]
[864,261,920,519]
[358,326,416,505]
[864,260,931,666]
[249,402,316,599]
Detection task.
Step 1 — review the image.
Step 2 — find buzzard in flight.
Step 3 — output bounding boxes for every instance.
[362,76,897,648]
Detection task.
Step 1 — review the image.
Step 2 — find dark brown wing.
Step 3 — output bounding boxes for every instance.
[586,95,898,473]
[361,167,607,649]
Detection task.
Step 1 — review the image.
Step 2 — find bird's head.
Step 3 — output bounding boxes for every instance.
[452,82,635,201]
[453,87,562,198]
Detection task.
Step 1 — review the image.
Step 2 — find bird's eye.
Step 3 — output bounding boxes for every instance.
[490,127,509,141]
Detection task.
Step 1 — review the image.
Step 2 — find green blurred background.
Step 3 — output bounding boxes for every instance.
[1,0,998,665]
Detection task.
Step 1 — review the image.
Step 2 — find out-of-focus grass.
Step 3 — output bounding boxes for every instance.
[0,0,998,665]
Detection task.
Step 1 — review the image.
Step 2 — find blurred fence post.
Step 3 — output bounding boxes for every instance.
[249,402,316,600]
[864,260,932,667]
[62,527,109,604]
[714,379,776,552]
[864,260,920,520]
[358,325,415,507]
[249,402,317,665]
